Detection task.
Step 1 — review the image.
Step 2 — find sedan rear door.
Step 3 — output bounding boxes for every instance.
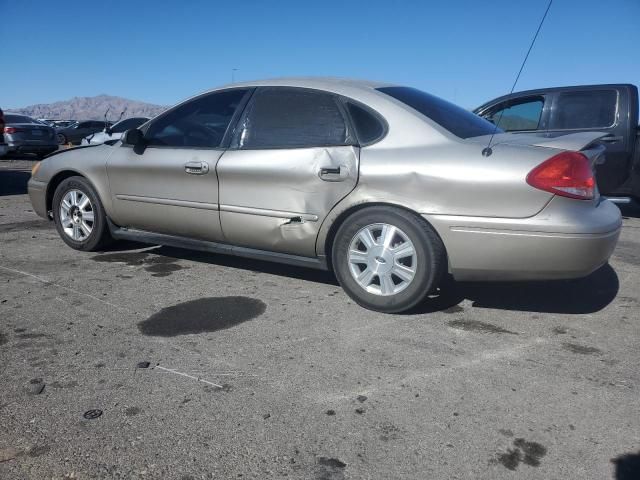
[216,87,359,257]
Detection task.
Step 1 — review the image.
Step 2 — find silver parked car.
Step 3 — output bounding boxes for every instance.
[27,78,621,313]
[3,113,58,158]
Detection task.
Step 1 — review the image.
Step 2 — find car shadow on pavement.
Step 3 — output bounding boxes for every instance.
[0,170,31,196]
[619,203,640,219]
[153,245,340,286]
[110,243,619,315]
[611,451,640,480]
[409,264,619,315]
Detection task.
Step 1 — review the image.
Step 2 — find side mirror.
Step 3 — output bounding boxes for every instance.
[105,127,112,136]
[122,128,145,146]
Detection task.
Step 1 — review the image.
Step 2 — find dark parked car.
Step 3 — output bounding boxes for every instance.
[2,113,58,158]
[0,108,6,156]
[475,84,640,203]
[56,120,112,145]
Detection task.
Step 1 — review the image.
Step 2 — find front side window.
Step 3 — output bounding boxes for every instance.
[77,122,93,129]
[549,90,617,130]
[377,86,499,139]
[235,88,350,149]
[146,89,248,148]
[484,97,544,131]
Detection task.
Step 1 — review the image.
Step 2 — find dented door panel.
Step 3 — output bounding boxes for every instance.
[217,146,359,256]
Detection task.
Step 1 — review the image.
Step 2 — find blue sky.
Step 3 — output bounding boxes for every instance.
[1,0,638,109]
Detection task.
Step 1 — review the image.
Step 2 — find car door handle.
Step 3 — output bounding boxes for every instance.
[185,161,209,175]
[319,165,347,181]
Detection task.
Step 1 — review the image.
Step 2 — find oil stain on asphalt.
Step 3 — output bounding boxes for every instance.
[138,297,267,337]
[563,342,602,355]
[494,438,547,470]
[448,319,517,335]
[316,457,346,480]
[93,251,186,277]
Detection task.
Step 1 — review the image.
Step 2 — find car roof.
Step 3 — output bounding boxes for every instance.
[214,76,396,96]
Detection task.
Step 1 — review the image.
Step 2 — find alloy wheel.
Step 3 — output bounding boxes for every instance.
[59,189,94,241]
[347,223,418,296]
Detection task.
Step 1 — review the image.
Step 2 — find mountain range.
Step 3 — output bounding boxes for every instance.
[8,95,168,121]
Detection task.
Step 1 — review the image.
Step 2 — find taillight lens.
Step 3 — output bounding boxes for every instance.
[4,126,19,134]
[526,151,595,200]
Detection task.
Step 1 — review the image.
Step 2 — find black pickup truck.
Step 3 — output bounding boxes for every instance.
[475,84,640,204]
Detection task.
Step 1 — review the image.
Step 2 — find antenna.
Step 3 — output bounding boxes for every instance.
[482,0,553,157]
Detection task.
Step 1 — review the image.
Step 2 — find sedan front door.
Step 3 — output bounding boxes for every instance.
[106,88,251,242]
[216,87,359,257]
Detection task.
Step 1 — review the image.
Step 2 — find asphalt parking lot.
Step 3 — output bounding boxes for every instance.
[0,157,639,479]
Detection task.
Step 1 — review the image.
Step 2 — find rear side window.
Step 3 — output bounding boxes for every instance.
[235,88,349,149]
[550,90,617,129]
[346,102,385,145]
[146,89,248,148]
[484,97,544,131]
[377,86,499,139]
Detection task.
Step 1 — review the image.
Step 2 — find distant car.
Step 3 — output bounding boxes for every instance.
[82,117,149,145]
[3,113,57,158]
[0,108,7,157]
[56,120,111,145]
[28,78,621,313]
[52,120,76,129]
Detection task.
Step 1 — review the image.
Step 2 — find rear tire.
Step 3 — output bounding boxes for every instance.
[52,176,113,251]
[332,206,446,313]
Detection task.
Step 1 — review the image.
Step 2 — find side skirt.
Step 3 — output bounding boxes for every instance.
[108,223,329,271]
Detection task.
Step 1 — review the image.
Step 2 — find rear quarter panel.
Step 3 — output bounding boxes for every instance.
[316,140,555,256]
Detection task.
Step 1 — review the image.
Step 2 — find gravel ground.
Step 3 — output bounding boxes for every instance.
[0,158,639,479]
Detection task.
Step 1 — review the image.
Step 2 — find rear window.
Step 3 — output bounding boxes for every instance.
[550,90,618,129]
[377,86,499,139]
[5,114,37,124]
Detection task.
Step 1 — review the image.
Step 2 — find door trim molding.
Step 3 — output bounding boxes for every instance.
[219,204,318,222]
[115,194,218,210]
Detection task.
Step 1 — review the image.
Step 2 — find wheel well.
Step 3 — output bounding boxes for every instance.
[46,171,84,214]
[323,202,447,272]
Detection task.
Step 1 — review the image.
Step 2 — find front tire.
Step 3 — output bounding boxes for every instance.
[332,206,446,313]
[52,176,112,251]
[56,133,67,145]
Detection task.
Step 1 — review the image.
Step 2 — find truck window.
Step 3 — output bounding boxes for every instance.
[550,90,617,129]
[484,97,544,131]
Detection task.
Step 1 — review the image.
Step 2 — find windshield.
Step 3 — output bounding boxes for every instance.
[377,86,501,139]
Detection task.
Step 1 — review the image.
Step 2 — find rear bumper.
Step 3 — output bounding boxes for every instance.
[425,197,622,281]
[27,179,49,219]
[7,143,58,154]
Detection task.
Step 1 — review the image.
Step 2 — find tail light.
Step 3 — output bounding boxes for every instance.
[4,127,21,134]
[526,151,595,200]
